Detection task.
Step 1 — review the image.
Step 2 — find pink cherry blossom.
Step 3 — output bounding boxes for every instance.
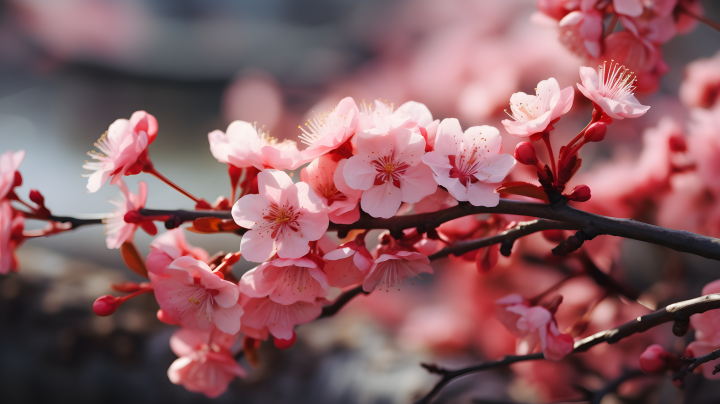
[168,327,245,398]
[146,229,209,276]
[239,295,322,340]
[103,180,147,249]
[422,119,516,207]
[576,62,651,120]
[153,256,243,335]
[558,8,604,59]
[680,50,720,109]
[495,294,574,361]
[83,111,158,193]
[232,169,329,263]
[323,240,373,288]
[0,149,25,200]
[362,251,433,292]
[299,97,360,161]
[0,201,24,274]
[300,155,362,225]
[343,117,437,218]
[208,120,301,171]
[502,77,574,137]
[239,256,330,304]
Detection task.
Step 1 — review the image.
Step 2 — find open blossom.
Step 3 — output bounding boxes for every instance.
[0,201,24,274]
[300,155,362,225]
[153,256,243,335]
[299,97,359,161]
[232,170,328,263]
[502,78,574,137]
[168,327,245,398]
[323,240,373,288]
[83,111,158,193]
[239,256,330,304]
[362,251,433,292]
[103,180,147,249]
[576,62,650,120]
[146,229,209,276]
[240,295,322,340]
[343,116,436,218]
[209,120,300,171]
[495,294,574,361]
[422,119,515,207]
[0,149,25,200]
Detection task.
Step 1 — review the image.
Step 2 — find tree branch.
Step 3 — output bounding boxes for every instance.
[415,293,720,404]
[320,286,368,318]
[673,349,720,382]
[24,213,104,229]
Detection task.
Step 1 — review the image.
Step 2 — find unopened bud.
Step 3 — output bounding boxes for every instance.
[669,135,687,152]
[29,189,45,206]
[124,210,143,223]
[640,344,678,374]
[273,331,297,350]
[583,122,607,143]
[566,185,591,202]
[514,142,539,166]
[93,295,121,316]
[13,171,22,188]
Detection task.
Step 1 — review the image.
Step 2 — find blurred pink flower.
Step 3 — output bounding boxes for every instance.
[495,294,574,361]
[680,50,720,109]
[558,8,604,58]
[613,0,644,17]
[153,256,243,335]
[83,111,157,193]
[239,256,329,304]
[323,240,374,288]
[0,149,24,200]
[103,180,147,249]
[239,295,322,340]
[146,229,209,276]
[502,77,574,137]
[300,156,362,225]
[0,201,23,274]
[423,119,515,207]
[208,120,300,171]
[577,62,650,119]
[299,97,360,161]
[168,327,245,398]
[232,170,328,263]
[687,106,720,195]
[363,251,433,292]
[344,118,436,218]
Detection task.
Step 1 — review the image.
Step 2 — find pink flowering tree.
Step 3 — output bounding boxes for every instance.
[4,6,720,402]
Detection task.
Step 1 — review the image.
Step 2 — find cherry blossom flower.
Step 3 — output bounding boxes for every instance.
[558,8,604,59]
[298,97,360,161]
[680,50,720,109]
[495,294,574,361]
[0,201,24,274]
[83,110,158,193]
[239,256,330,304]
[168,327,245,398]
[146,229,209,276]
[239,295,322,340]
[103,180,147,249]
[208,120,301,171]
[323,240,373,288]
[422,119,516,207]
[300,155,362,224]
[153,256,243,335]
[232,170,329,263]
[576,62,650,120]
[362,251,433,292]
[343,116,436,218]
[502,78,574,137]
[0,149,25,201]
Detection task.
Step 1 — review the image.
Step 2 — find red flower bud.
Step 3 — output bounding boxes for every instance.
[29,189,45,206]
[13,171,22,188]
[566,185,591,202]
[514,142,539,166]
[124,210,143,224]
[273,332,297,350]
[640,344,678,374]
[93,295,121,316]
[669,135,687,152]
[583,122,607,143]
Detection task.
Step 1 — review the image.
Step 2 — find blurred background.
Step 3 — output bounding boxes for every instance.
[0,0,719,403]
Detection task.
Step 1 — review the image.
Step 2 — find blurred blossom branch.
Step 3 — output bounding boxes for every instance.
[416,293,720,404]
[673,348,720,383]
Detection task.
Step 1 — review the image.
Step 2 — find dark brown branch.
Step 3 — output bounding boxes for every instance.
[428,219,578,261]
[320,286,368,318]
[138,208,233,221]
[24,213,104,229]
[673,349,720,382]
[415,293,720,404]
[587,369,646,404]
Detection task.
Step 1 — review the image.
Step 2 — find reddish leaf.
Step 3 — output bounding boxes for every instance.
[496,181,549,203]
[120,242,148,278]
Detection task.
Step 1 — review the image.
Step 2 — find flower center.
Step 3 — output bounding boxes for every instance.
[262,203,301,240]
[598,60,637,101]
[371,156,409,188]
[448,152,481,187]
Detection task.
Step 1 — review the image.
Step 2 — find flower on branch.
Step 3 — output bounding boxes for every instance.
[577,62,650,120]
[501,78,574,137]
[209,120,301,171]
[239,255,330,304]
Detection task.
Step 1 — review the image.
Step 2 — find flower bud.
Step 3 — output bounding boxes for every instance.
[640,344,677,374]
[583,122,607,143]
[93,295,121,316]
[273,331,297,350]
[13,171,22,188]
[29,189,45,206]
[124,210,143,224]
[566,185,591,202]
[514,142,539,166]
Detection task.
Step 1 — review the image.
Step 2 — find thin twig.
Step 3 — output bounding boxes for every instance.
[673,348,720,382]
[679,4,720,33]
[320,286,368,318]
[23,212,104,229]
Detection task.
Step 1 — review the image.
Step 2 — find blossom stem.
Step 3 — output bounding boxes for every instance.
[528,274,578,306]
[541,132,557,182]
[679,4,720,33]
[564,109,601,160]
[605,13,620,37]
[142,161,202,203]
